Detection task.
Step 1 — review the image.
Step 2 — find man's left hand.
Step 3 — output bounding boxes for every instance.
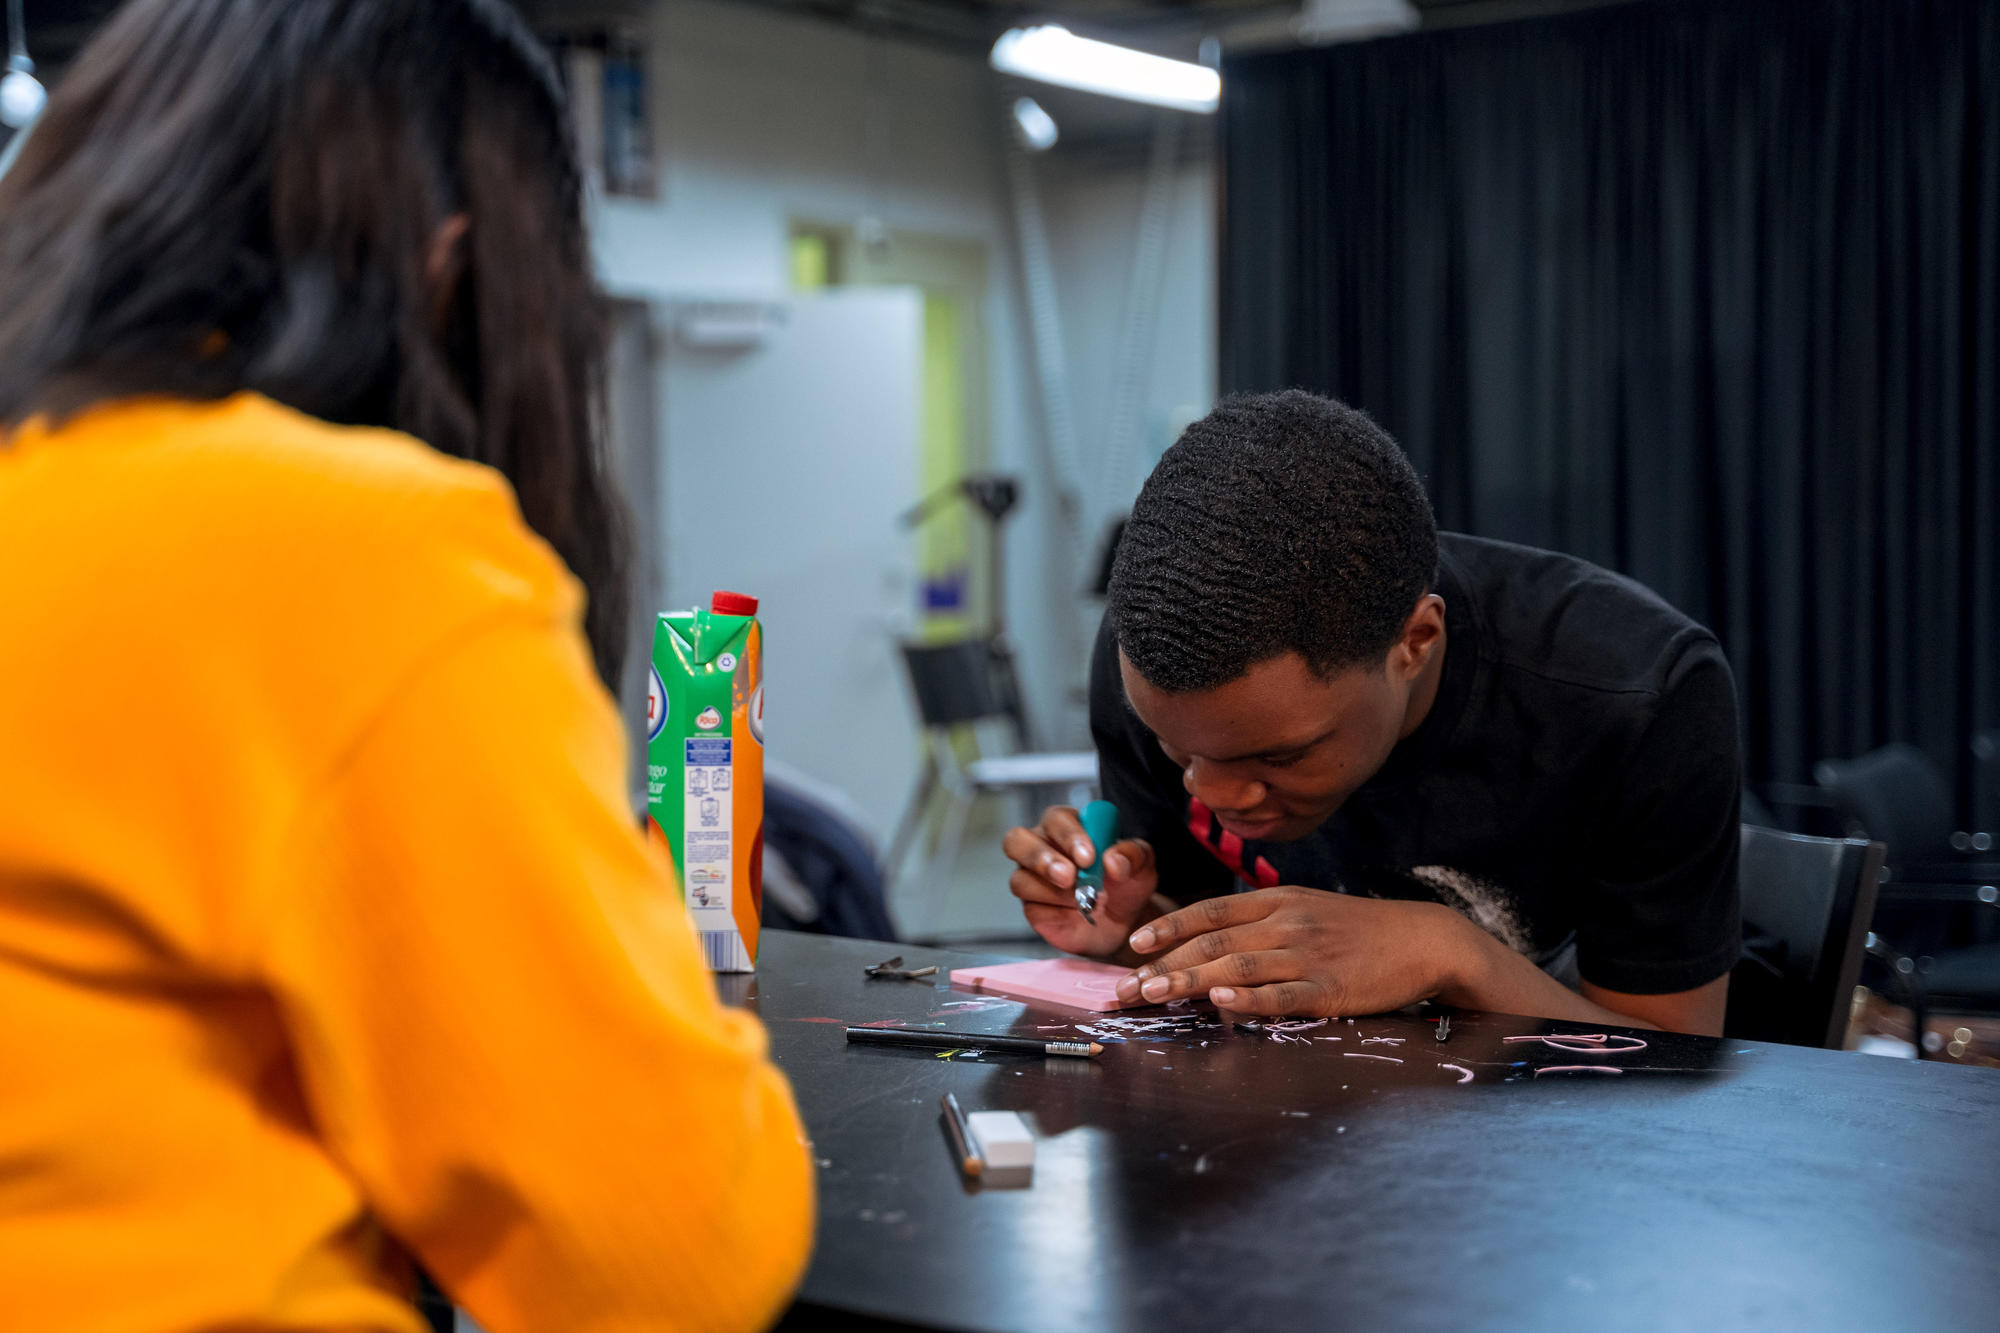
[1115,886,1472,1017]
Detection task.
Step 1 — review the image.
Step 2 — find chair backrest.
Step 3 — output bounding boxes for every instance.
[1734,824,1885,1048]
[1812,742,1956,869]
[763,770,897,943]
[898,639,1010,729]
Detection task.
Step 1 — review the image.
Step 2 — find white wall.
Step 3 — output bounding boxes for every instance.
[1042,146,1218,549]
[1048,149,1216,504]
[585,0,1220,816]
[587,0,1085,796]
[1031,143,1217,710]
[592,3,1012,299]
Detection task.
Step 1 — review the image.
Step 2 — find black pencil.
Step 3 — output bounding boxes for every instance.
[844,1026,1103,1058]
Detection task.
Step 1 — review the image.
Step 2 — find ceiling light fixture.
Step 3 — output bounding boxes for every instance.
[990,25,1219,115]
[1010,97,1059,152]
[1,0,46,130]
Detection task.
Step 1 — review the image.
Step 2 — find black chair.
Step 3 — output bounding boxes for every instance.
[1814,743,2000,962]
[886,639,1096,938]
[1727,825,1885,1049]
[1813,742,1993,869]
[762,766,897,943]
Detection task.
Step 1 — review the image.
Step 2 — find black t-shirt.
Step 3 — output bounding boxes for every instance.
[1091,532,1742,996]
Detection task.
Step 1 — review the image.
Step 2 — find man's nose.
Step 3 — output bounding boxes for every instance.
[1183,757,1266,813]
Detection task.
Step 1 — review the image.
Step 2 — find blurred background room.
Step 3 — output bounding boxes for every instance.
[7,0,1994,1058]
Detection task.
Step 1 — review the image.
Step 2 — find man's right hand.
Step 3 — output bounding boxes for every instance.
[1002,805,1162,959]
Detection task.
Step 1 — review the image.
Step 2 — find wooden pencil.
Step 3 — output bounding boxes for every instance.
[844,1026,1103,1058]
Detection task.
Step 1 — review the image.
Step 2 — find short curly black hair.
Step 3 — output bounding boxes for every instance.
[1107,390,1437,692]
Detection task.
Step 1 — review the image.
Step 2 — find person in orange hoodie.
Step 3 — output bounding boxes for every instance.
[0,2,813,1330]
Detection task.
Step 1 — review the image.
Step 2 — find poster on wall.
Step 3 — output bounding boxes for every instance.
[553,26,658,200]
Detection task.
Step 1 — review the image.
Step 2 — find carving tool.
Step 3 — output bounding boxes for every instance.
[845,1027,1103,1058]
[864,955,938,980]
[1074,799,1120,924]
[1435,1015,1451,1043]
[940,1092,984,1178]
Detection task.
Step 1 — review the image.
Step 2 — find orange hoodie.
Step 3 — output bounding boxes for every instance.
[0,394,812,1332]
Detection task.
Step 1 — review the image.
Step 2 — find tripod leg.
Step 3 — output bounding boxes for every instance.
[884,752,938,897]
[925,786,977,941]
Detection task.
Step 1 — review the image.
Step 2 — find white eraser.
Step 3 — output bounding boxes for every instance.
[965,1110,1035,1169]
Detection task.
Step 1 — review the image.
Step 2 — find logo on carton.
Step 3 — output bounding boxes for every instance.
[717,651,738,673]
[646,667,668,740]
[696,705,723,731]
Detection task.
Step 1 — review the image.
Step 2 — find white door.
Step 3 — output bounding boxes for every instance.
[656,289,923,843]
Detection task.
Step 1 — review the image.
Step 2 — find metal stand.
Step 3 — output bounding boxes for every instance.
[899,473,1033,749]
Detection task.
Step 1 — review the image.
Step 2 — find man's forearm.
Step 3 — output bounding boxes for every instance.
[1431,909,1663,1032]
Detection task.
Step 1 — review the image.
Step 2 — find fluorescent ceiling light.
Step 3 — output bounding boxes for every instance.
[990,25,1220,115]
[1011,97,1059,152]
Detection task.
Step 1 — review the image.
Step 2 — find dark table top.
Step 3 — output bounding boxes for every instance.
[722,932,2000,1333]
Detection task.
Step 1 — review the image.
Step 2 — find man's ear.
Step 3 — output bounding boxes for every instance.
[1390,593,1446,681]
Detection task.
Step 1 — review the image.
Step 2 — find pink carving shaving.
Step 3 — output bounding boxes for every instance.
[1503,1033,1648,1055]
[1533,1064,1623,1076]
[1439,1063,1474,1084]
[1541,1034,1647,1054]
[1343,1052,1405,1064]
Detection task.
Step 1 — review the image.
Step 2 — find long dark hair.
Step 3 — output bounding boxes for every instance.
[0,0,629,685]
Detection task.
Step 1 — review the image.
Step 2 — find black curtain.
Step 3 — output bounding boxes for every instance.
[1221,0,1999,812]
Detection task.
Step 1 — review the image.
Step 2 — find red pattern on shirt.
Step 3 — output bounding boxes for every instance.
[1187,797,1282,889]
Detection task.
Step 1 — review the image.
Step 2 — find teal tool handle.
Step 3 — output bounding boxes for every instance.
[1076,800,1120,889]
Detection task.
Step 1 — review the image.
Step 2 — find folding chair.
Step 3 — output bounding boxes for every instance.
[885,638,1096,938]
[1728,825,1885,1048]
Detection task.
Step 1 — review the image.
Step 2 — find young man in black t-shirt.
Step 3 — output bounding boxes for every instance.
[1002,391,1740,1035]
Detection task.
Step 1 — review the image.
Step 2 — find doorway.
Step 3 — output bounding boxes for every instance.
[790,223,992,645]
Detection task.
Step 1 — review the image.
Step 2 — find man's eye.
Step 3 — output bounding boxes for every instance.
[1260,752,1306,770]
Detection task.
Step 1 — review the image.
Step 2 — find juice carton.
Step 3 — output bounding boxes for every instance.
[646,590,764,972]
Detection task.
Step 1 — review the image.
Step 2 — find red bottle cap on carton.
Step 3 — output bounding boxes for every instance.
[711,590,759,616]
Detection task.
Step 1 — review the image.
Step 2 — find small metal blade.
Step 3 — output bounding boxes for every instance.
[1074,883,1099,924]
